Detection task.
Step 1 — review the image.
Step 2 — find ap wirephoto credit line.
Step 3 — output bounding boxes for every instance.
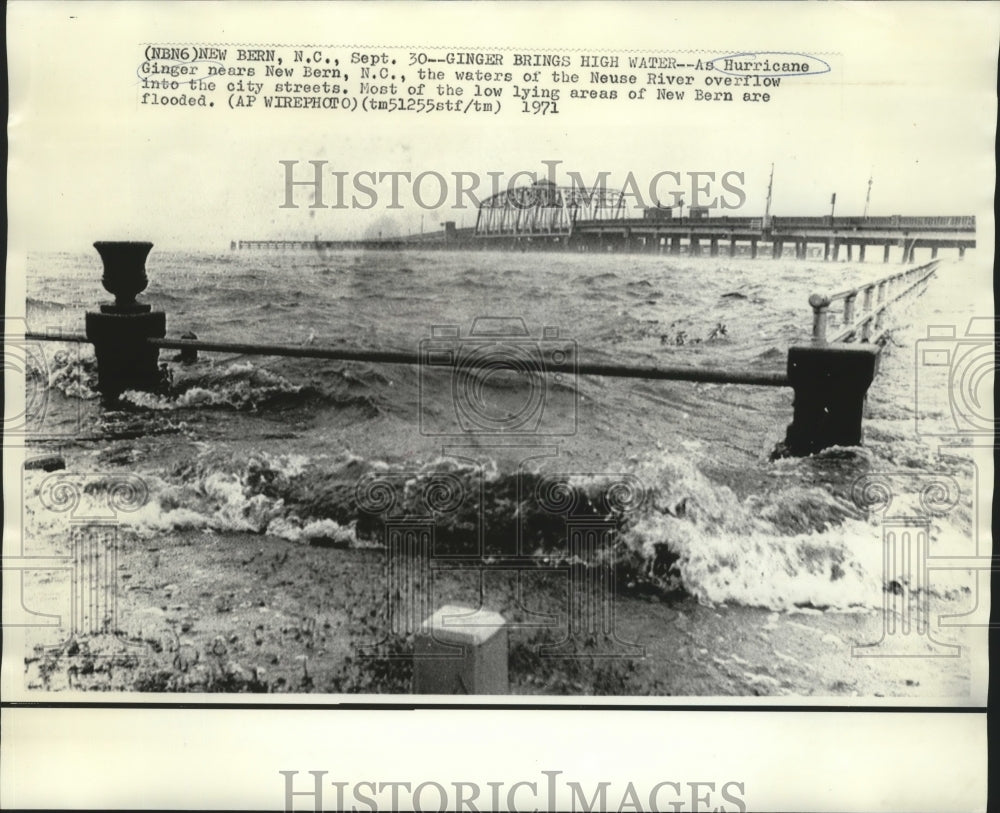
[3,2,994,811]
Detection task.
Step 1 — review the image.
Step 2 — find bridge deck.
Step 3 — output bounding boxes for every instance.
[234,215,975,256]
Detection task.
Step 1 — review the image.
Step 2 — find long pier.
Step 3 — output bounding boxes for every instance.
[234,213,975,261]
[232,238,409,251]
[565,214,975,262]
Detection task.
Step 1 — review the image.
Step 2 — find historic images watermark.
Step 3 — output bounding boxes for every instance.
[850,472,964,658]
[352,466,647,662]
[2,317,86,443]
[279,770,747,812]
[4,469,149,646]
[278,159,748,212]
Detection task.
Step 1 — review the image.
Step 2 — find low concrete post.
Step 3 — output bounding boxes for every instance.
[84,241,166,402]
[174,332,199,364]
[413,605,508,694]
[781,344,881,456]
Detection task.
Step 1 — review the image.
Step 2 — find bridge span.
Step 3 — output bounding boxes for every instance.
[235,181,976,261]
[473,183,976,261]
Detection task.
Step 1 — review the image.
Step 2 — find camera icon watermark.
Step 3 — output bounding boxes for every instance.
[418,317,577,437]
[914,317,997,440]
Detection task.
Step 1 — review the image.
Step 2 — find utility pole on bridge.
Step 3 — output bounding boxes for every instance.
[764,163,774,229]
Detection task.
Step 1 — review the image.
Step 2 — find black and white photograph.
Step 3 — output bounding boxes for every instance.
[3,2,993,810]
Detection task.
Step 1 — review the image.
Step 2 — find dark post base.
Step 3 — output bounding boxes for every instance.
[85,308,167,401]
[776,344,881,457]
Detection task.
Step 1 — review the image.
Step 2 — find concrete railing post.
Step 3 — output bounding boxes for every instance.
[84,241,166,403]
[781,344,881,456]
[809,294,831,345]
[413,605,508,694]
[862,285,874,316]
[843,293,857,329]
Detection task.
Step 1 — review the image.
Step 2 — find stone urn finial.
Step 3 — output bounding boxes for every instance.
[94,241,154,312]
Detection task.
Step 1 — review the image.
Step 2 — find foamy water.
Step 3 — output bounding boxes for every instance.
[22,248,986,612]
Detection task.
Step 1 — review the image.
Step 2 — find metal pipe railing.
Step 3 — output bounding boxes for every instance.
[19,239,953,457]
[23,332,791,387]
[811,260,939,345]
